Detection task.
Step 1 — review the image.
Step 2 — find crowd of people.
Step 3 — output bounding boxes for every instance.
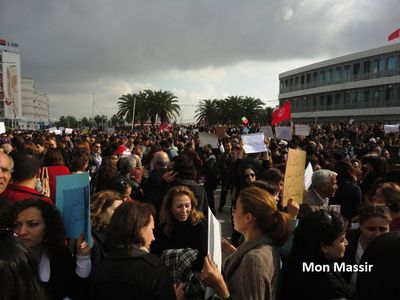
[0,120,400,300]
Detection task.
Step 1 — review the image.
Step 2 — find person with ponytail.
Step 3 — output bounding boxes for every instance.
[202,186,291,300]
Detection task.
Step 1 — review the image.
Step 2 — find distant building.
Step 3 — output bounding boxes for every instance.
[1,38,50,129]
[279,43,400,122]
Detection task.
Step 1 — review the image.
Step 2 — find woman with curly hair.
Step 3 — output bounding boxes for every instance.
[152,185,207,271]
[90,190,123,264]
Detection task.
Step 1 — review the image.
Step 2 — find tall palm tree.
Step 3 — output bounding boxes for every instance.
[117,93,137,124]
[195,99,220,125]
[145,89,180,124]
[223,96,244,124]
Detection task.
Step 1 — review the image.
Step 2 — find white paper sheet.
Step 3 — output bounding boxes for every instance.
[275,126,292,141]
[260,126,273,138]
[198,132,219,148]
[242,132,267,154]
[295,124,310,136]
[205,208,222,299]
[0,122,5,134]
[384,124,399,133]
[304,162,313,190]
[48,127,57,133]
[65,128,73,134]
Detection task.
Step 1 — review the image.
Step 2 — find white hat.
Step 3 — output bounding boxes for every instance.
[279,140,288,146]
[369,138,376,143]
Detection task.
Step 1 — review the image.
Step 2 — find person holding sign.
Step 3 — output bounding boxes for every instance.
[201,186,291,300]
[7,199,91,300]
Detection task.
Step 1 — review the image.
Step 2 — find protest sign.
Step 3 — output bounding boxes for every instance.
[0,122,5,134]
[58,127,65,132]
[215,126,225,139]
[241,133,267,154]
[65,128,73,134]
[304,162,313,190]
[54,130,62,135]
[198,132,219,148]
[48,127,57,133]
[295,124,310,136]
[56,172,92,247]
[205,207,222,299]
[275,126,292,141]
[260,126,273,138]
[384,124,399,134]
[283,149,306,206]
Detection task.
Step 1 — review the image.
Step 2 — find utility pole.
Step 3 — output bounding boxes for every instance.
[92,92,95,128]
[132,97,136,129]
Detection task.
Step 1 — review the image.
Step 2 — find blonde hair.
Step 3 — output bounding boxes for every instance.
[91,190,122,231]
[160,185,204,237]
[239,186,291,246]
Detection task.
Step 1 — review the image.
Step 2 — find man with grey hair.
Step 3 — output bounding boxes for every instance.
[299,169,338,218]
[0,152,13,194]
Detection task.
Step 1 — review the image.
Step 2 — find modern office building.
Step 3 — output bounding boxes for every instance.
[278,43,400,122]
[1,38,50,129]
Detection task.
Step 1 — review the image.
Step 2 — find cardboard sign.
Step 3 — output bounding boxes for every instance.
[215,126,225,139]
[304,162,313,190]
[241,133,267,154]
[283,149,306,206]
[56,172,92,247]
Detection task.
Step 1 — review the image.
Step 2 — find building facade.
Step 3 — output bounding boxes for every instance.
[1,38,50,129]
[278,43,400,122]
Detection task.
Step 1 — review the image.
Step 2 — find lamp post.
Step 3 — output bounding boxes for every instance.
[132,97,136,129]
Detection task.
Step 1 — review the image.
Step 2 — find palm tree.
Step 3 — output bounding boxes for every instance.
[241,97,265,123]
[117,93,137,124]
[145,89,180,124]
[195,99,220,125]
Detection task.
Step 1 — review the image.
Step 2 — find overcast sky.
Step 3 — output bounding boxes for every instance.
[1,0,399,122]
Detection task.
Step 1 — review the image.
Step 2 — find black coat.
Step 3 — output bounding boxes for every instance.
[90,247,176,300]
[330,181,362,222]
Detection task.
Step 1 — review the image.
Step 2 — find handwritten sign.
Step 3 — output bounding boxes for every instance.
[56,172,92,247]
[65,128,73,134]
[295,124,310,136]
[260,126,273,138]
[275,126,292,141]
[283,149,306,206]
[241,132,267,154]
[199,132,219,148]
[205,208,222,299]
[48,127,57,133]
[384,124,399,134]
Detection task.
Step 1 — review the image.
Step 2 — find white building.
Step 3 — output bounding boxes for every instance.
[279,43,400,122]
[1,38,50,129]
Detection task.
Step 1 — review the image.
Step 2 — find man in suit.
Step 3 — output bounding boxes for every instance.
[299,169,338,218]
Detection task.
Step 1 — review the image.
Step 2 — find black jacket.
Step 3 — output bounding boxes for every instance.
[90,247,176,300]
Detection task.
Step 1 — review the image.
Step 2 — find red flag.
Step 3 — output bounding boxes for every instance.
[0,39,6,46]
[388,28,400,41]
[159,123,172,132]
[272,101,291,125]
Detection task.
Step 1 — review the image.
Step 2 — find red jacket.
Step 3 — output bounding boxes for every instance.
[1,183,54,205]
[46,165,70,202]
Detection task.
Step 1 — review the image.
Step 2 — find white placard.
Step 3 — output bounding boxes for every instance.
[241,132,268,154]
[275,126,292,141]
[58,127,65,132]
[198,132,219,148]
[192,128,199,134]
[0,122,5,134]
[304,162,313,190]
[65,128,73,134]
[384,124,399,134]
[205,208,222,299]
[48,127,57,133]
[54,130,63,135]
[295,124,310,136]
[260,126,273,138]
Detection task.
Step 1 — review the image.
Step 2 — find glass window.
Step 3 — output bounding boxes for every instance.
[344,92,350,105]
[372,59,383,73]
[385,87,392,101]
[353,63,360,75]
[319,95,325,107]
[363,61,370,73]
[327,94,333,106]
[326,69,333,83]
[386,56,396,71]
[295,77,299,87]
[313,72,318,82]
[335,67,341,81]
[335,93,341,105]
[285,79,288,88]
[306,74,311,84]
[289,78,293,87]
[374,90,381,103]
[364,90,370,103]
[312,96,317,107]
[300,75,305,85]
[343,65,350,81]
[319,71,325,83]
[351,91,359,105]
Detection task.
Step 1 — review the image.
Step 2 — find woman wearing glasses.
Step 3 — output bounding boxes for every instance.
[202,186,291,300]
[342,203,391,289]
[281,210,353,300]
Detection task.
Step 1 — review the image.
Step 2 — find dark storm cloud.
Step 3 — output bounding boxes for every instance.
[1,0,399,99]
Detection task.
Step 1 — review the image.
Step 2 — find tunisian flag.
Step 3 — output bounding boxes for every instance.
[388,28,400,41]
[272,101,291,125]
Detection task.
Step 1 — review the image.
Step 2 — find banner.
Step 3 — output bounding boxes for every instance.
[260,126,273,138]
